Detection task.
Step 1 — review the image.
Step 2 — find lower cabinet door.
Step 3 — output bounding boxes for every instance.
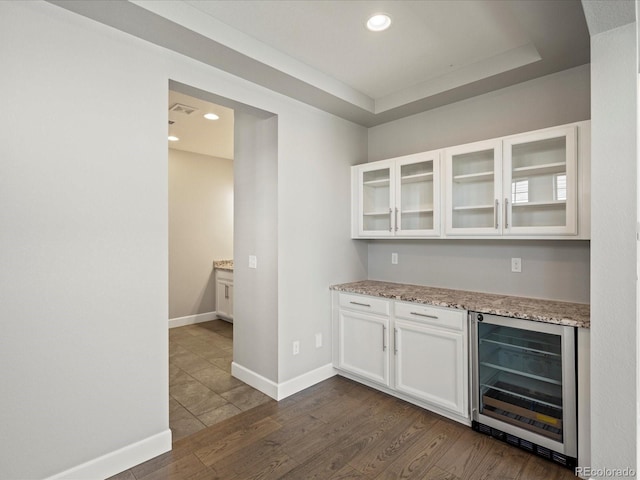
[338,309,390,387]
[216,279,233,320]
[394,319,467,416]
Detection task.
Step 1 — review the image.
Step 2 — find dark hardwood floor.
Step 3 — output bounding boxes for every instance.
[110,375,577,480]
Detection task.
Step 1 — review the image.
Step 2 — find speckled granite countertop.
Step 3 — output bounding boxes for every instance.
[331,280,589,328]
[213,259,233,272]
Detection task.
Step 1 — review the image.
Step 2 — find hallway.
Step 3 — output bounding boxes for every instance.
[169,320,273,440]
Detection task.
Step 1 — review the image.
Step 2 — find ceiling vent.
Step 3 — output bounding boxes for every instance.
[169,103,198,115]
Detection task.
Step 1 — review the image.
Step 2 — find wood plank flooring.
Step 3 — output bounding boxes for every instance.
[111,375,578,480]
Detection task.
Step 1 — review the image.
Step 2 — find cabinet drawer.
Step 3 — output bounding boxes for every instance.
[216,270,233,282]
[338,293,390,316]
[395,302,465,331]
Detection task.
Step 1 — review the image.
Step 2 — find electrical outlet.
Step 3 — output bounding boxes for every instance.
[391,253,398,265]
[315,333,322,348]
[249,255,257,269]
[293,341,300,355]
[511,257,522,273]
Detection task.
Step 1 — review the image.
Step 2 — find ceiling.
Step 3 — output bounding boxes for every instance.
[51,0,590,127]
[168,90,234,159]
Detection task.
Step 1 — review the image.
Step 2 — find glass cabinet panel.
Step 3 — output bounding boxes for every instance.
[398,157,436,234]
[354,152,439,238]
[504,127,577,235]
[361,164,393,234]
[445,139,501,235]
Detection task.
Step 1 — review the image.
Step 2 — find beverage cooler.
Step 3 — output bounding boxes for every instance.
[470,312,577,468]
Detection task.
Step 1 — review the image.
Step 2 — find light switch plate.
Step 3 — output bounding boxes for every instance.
[391,253,398,265]
[249,255,257,269]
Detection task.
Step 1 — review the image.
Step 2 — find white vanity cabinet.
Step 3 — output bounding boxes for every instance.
[215,269,233,322]
[444,123,587,238]
[394,302,468,418]
[332,291,470,424]
[352,151,441,238]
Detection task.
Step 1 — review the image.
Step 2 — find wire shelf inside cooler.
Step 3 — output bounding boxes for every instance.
[479,348,562,385]
[480,326,561,356]
[480,371,562,409]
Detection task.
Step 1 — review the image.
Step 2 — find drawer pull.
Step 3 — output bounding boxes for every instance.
[410,311,438,320]
[350,301,371,307]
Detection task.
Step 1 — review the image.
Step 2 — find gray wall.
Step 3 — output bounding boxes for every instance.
[369,240,590,303]
[277,104,368,382]
[168,149,233,319]
[366,65,591,303]
[233,112,279,383]
[0,2,170,478]
[368,64,591,160]
[589,21,637,472]
[0,2,367,477]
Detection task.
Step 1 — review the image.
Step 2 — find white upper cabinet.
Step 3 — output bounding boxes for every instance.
[356,159,395,237]
[352,121,589,240]
[353,151,440,238]
[444,139,502,236]
[503,126,577,236]
[443,123,585,238]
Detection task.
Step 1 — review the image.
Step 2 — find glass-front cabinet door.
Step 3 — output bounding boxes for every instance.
[356,160,395,237]
[445,139,502,236]
[503,126,577,235]
[396,151,440,237]
[353,152,440,238]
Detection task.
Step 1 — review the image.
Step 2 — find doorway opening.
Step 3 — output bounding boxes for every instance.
[166,85,275,440]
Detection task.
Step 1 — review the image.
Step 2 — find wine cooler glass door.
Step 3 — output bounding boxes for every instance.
[473,313,576,457]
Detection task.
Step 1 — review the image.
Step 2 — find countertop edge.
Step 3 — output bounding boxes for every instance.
[330,281,590,329]
[213,259,234,272]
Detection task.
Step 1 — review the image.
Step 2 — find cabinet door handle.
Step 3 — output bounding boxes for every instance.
[389,208,393,232]
[350,301,371,307]
[494,199,499,229]
[394,328,398,355]
[225,285,229,299]
[410,311,438,319]
[395,207,399,232]
[504,198,509,229]
[382,325,387,351]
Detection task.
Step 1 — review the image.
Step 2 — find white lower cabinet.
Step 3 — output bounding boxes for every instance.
[394,319,467,417]
[337,309,390,387]
[333,292,469,424]
[215,270,233,322]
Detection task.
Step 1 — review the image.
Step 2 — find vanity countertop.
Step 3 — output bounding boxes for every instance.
[330,280,589,328]
[213,259,233,272]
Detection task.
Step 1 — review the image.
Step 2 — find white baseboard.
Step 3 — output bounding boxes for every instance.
[168,311,217,329]
[277,364,336,399]
[232,362,279,399]
[232,362,336,401]
[46,429,172,480]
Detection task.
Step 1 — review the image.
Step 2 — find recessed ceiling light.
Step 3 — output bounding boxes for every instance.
[168,135,180,142]
[367,13,391,32]
[204,113,220,121]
